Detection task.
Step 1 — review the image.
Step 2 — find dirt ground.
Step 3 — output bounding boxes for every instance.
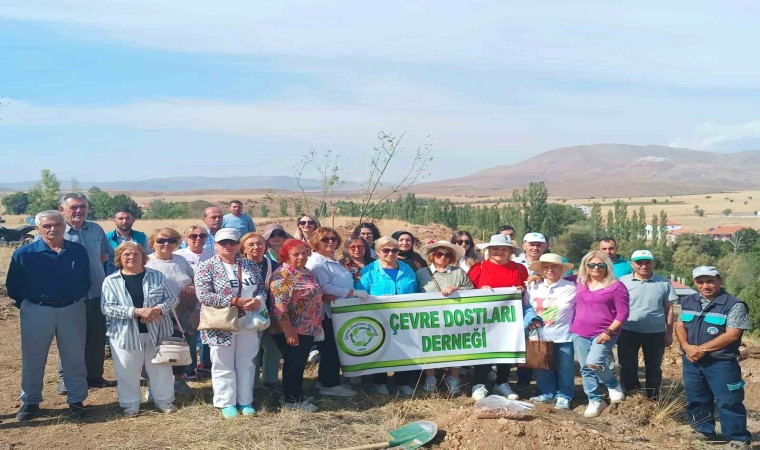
[0,297,757,449]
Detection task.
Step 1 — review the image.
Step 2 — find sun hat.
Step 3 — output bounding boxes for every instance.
[476,234,521,250]
[262,223,292,240]
[522,232,547,243]
[419,240,465,261]
[631,250,654,261]
[214,228,241,243]
[528,253,574,274]
[692,265,721,279]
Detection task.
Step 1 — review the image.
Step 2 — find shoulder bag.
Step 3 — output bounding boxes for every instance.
[151,308,193,366]
[197,263,241,332]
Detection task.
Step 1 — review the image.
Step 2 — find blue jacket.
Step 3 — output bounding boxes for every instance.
[359,260,417,295]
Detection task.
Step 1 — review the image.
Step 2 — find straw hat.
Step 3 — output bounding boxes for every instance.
[528,253,574,274]
[262,223,292,240]
[476,234,521,250]
[419,240,465,261]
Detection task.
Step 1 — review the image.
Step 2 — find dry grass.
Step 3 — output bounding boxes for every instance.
[650,384,687,424]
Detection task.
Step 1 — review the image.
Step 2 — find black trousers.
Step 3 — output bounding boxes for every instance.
[273,333,315,403]
[318,317,341,388]
[84,297,107,381]
[617,330,665,398]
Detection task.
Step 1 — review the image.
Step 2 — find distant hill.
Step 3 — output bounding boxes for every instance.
[0,176,363,193]
[415,144,760,197]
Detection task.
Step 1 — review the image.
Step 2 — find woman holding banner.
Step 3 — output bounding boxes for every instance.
[359,236,419,396]
[467,234,540,401]
[306,227,369,398]
[415,240,474,395]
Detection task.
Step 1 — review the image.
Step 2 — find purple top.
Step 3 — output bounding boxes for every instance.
[570,280,630,339]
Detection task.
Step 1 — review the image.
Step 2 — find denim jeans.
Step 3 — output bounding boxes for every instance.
[617,330,665,398]
[572,333,620,402]
[536,342,575,400]
[682,357,751,443]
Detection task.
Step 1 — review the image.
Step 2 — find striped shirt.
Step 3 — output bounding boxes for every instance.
[101,268,179,351]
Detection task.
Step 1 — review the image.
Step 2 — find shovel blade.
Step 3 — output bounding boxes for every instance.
[387,421,438,450]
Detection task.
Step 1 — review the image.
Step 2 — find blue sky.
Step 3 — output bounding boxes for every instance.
[3,1,760,183]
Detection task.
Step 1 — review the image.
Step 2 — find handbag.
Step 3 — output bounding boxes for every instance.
[518,327,554,370]
[197,263,241,332]
[151,308,193,366]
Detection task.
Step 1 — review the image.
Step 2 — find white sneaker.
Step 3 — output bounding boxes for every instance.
[443,375,462,395]
[374,384,390,395]
[421,376,437,392]
[282,400,318,412]
[319,385,357,397]
[307,350,320,364]
[608,385,625,403]
[493,383,519,400]
[398,385,415,397]
[555,397,570,410]
[471,384,488,401]
[584,400,607,418]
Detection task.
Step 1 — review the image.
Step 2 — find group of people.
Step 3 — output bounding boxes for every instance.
[4,195,752,448]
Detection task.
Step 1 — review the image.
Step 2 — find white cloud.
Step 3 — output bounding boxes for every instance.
[670,121,760,151]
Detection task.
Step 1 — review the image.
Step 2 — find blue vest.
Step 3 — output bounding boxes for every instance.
[680,291,744,361]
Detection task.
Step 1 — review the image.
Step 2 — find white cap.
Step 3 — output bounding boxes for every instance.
[214,228,241,243]
[631,250,654,261]
[522,232,546,243]
[692,265,720,279]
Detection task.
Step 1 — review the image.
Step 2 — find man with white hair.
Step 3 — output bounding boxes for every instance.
[6,211,90,420]
[56,193,114,394]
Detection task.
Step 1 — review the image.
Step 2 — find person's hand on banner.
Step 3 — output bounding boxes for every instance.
[441,286,459,296]
[353,290,369,300]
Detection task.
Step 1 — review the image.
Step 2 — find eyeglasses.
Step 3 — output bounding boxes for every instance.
[348,245,365,251]
[270,230,287,238]
[188,233,208,240]
[156,238,179,245]
[380,248,400,255]
[455,239,471,246]
[434,251,453,258]
[586,262,608,269]
[299,220,316,226]
[321,236,339,243]
[217,240,240,246]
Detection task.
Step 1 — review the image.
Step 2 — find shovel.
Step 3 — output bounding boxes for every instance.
[336,420,438,450]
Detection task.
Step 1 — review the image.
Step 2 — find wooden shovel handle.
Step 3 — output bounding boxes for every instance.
[335,442,390,450]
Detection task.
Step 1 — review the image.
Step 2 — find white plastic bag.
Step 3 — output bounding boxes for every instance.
[474,395,535,419]
[241,294,270,331]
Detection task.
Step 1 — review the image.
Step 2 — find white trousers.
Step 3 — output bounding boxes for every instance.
[111,333,175,410]
[210,329,260,408]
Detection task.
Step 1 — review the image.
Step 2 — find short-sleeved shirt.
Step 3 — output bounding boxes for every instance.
[612,256,633,278]
[222,213,256,237]
[620,273,678,333]
[699,295,750,330]
[64,221,109,299]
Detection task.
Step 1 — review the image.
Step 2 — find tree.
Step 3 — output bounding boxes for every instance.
[727,228,760,254]
[552,222,596,264]
[279,199,288,216]
[589,203,603,240]
[294,148,343,220]
[260,204,270,218]
[356,131,432,222]
[27,169,61,214]
[1,191,29,214]
[736,280,760,330]
[722,208,733,216]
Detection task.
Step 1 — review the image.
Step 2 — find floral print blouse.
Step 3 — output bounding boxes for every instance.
[269,264,323,336]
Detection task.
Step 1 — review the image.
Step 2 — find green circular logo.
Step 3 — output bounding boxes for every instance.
[337,317,385,357]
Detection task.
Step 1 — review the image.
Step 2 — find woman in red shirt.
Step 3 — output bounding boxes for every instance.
[468,234,528,401]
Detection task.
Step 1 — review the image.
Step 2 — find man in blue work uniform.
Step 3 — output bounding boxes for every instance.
[675,266,751,448]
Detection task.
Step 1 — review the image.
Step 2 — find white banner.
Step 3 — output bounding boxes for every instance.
[331,288,526,376]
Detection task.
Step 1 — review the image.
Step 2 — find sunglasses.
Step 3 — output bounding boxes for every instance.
[321,236,339,243]
[380,248,400,255]
[156,238,179,245]
[434,251,453,258]
[299,220,316,226]
[455,239,471,246]
[217,239,240,246]
[188,233,208,240]
[586,262,608,269]
[269,230,287,238]
[348,245,365,251]
[633,260,653,265]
